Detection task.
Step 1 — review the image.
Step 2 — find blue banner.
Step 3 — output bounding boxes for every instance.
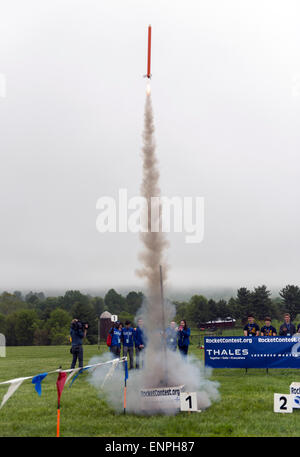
[204,336,300,369]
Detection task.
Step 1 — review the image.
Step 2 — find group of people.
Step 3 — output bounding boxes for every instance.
[69,312,300,370]
[243,313,300,337]
[108,318,191,369]
[68,317,191,370]
[108,319,145,369]
[165,320,191,355]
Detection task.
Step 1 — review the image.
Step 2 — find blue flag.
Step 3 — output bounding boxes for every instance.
[124,360,128,382]
[32,372,48,396]
[69,367,89,388]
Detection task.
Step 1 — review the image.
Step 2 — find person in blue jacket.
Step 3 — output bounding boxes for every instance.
[70,319,87,369]
[134,318,146,369]
[110,321,123,357]
[177,320,190,356]
[165,321,177,351]
[122,320,135,369]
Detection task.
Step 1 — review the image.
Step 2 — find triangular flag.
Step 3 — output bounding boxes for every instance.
[69,366,90,388]
[69,369,83,388]
[101,359,119,388]
[32,372,48,396]
[56,371,67,408]
[65,368,81,386]
[0,377,28,409]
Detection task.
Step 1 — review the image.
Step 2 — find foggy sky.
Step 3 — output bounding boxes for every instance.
[0,0,299,296]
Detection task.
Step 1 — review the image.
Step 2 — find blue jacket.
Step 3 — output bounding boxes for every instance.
[111,329,122,347]
[122,327,134,347]
[70,327,84,346]
[177,327,190,348]
[134,326,146,348]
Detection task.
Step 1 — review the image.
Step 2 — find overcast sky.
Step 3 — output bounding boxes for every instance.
[0,0,299,297]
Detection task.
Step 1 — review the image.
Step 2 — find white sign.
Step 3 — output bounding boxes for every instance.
[289,382,300,395]
[274,393,293,413]
[289,383,300,409]
[140,385,184,413]
[180,392,198,412]
[0,333,5,358]
[111,315,118,322]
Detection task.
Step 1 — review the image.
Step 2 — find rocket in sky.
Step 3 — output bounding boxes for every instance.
[144,25,152,79]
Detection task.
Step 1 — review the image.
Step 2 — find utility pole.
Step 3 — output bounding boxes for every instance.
[160,265,168,385]
[98,315,101,350]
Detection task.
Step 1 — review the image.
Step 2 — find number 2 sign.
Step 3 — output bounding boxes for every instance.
[180,392,198,412]
[274,393,293,413]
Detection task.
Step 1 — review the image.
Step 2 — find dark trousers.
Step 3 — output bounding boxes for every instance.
[178,345,188,356]
[123,346,134,369]
[71,344,83,369]
[110,345,121,357]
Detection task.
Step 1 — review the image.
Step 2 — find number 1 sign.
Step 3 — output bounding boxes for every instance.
[180,392,198,412]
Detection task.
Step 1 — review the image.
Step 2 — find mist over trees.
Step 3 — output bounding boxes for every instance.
[0,285,299,346]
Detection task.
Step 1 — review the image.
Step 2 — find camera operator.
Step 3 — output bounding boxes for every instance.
[70,319,88,369]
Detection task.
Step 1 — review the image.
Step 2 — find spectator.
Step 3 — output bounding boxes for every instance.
[260,317,277,336]
[279,313,296,336]
[70,319,88,369]
[243,314,260,337]
[177,320,191,356]
[122,320,135,369]
[165,321,177,351]
[110,321,123,357]
[134,318,146,369]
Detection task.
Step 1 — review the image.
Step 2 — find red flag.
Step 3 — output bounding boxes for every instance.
[56,371,67,409]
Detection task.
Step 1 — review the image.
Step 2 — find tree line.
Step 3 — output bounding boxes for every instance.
[0,289,143,346]
[175,285,300,325]
[0,284,299,346]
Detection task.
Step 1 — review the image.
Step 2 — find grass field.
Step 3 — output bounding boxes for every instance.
[1,342,300,437]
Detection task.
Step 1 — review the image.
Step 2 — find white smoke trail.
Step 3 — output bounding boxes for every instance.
[135,88,171,387]
[88,86,220,414]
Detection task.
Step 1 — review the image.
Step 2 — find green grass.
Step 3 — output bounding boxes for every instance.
[1,344,300,437]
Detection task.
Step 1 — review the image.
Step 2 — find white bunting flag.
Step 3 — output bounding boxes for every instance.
[101,358,119,388]
[0,377,32,409]
[0,357,126,410]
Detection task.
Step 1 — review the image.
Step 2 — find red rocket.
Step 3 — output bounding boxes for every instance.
[145,25,152,79]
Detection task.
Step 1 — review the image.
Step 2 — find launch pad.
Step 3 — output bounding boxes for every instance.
[140,385,185,414]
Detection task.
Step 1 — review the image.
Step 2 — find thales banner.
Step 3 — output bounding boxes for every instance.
[204,336,300,369]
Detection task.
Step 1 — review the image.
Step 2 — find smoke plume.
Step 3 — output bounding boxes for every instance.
[88,87,220,414]
[135,88,172,388]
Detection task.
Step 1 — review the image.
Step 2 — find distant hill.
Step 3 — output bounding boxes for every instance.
[1,284,282,302]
